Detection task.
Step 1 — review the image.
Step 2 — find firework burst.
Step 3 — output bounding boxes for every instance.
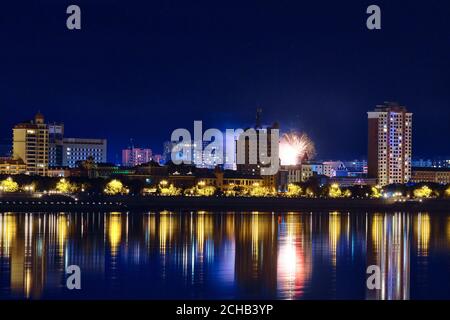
[279,132,316,165]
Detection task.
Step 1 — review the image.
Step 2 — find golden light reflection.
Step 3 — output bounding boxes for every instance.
[251,214,260,261]
[108,213,122,254]
[372,213,384,252]
[196,213,213,260]
[415,213,430,256]
[159,213,174,254]
[225,214,235,239]
[57,214,68,257]
[0,213,17,256]
[144,214,156,247]
[447,217,450,245]
[329,212,341,266]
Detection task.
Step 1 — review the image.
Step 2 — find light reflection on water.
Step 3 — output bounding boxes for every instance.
[0,211,449,300]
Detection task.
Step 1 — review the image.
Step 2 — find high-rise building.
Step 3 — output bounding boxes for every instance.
[13,112,49,175]
[236,110,279,176]
[368,102,413,186]
[48,123,64,167]
[122,147,152,167]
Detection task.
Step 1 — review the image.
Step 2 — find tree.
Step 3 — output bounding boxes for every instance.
[196,186,216,196]
[0,177,19,193]
[446,186,450,198]
[413,185,433,198]
[328,183,342,198]
[286,183,302,197]
[104,180,129,195]
[159,184,181,196]
[249,186,275,197]
[55,178,77,193]
[371,186,382,198]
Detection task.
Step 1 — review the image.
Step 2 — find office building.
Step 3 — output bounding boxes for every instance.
[48,122,107,168]
[368,102,413,186]
[62,138,107,168]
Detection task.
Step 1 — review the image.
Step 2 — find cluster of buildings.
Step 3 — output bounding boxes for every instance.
[1,103,450,189]
[0,113,107,176]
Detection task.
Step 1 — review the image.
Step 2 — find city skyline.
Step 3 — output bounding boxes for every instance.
[1,1,450,305]
[1,1,450,161]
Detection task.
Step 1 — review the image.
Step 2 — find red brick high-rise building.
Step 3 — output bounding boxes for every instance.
[368,102,413,186]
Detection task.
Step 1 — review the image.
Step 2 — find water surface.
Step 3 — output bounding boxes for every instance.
[0,211,449,300]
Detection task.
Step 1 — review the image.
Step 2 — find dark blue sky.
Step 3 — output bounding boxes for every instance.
[1,0,449,161]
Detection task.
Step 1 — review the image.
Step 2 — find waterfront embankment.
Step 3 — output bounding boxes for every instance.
[0,194,449,212]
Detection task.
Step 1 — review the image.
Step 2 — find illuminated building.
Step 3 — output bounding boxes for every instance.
[0,158,26,175]
[368,102,413,186]
[13,112,49,176]
[48,123,64,167]
[322,161,347,178]
[62,138,107,168]
[411,167,450,184]
[48,122,107,168]
[122,147,152,167]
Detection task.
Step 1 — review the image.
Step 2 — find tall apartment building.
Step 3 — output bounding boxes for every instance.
[368,102,413,186]
[122,147,152,167]
[13,112,49,175]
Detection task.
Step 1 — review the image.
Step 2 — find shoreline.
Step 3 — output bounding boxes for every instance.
[0,194,449,212]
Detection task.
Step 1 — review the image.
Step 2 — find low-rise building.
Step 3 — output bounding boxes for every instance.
[47,167,72,178]
[323,161,347,177]
[329,177,377,187]
[411,167,450,184]
[0,158,26,175]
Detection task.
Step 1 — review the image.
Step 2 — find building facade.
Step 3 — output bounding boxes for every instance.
[122,147,152,167]
[13,113,49,175]
[62,138,107,168]
[48,123,65,167]
[368,102,413,186]
[411,167,450,184]
[0,158,26,175]
[322,161,347,178]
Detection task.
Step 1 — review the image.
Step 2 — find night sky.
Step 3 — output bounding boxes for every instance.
[1,0,449,162]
